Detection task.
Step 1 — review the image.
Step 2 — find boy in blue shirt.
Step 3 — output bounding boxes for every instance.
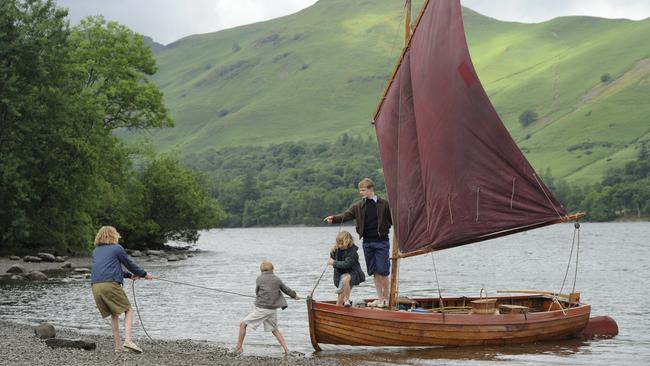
[91,226,153,353]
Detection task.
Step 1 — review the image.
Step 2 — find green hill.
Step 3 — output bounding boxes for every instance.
[142,0,650,184]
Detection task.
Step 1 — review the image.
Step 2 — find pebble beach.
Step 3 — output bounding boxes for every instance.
[0,320,339,366]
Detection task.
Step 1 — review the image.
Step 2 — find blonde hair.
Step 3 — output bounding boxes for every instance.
[260,260,274,272]
[331,231,354,253]
[94,226,121,246]
[358,178,375,190]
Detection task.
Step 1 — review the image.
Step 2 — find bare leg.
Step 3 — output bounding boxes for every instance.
[110,315,121,350]
[272,329,289,355]
[374,275,390,301]
[337,275,351,305]
[342,276,352,303]
[234,321,247,353]
[373,275,382,300]
[336,292,344,306]
[124,308,134,343]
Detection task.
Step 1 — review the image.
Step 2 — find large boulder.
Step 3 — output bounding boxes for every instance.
[61,262,72,269]
[6,264,26,274]
[37,253,56,262]
[9,255,21,261]
[45,338,96,351]
[27,271,48,281]
[23,256,42,263]
[54,256,67,263]
[166,255,179,262]
[34,323,56,339]
[146,249,165,256]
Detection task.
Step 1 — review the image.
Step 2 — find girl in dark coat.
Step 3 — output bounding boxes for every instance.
[328,231,366,307]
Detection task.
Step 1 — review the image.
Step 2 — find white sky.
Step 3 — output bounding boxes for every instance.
[56,0,650,45]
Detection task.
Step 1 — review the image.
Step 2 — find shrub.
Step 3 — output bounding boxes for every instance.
[519,109,538,127]
[600,73,612,83]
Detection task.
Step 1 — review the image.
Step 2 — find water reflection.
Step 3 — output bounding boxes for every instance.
[317,339,589,365]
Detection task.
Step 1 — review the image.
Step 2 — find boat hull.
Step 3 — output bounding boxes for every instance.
[307,296,591,350]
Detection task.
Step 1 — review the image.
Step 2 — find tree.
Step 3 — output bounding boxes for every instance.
[519,109,538,127]
[138,156,225,246]
[70,16,173,131]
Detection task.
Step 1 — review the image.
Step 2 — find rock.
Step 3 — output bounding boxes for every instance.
[34,323,56,339]
[177,254,187,260]
[166,255,179,262]
[73,268,91,274]
[45,338,96,351]
[27,271,48,281]
[146,249,165,256]
[37,253,56,262]
[6,264,26,274]
[10,275,23,281]
[61,262,72,269]
[130,250,143,257]
[54,256,67,262]
[187,253,194,258]
[9,255,20,260]
[23,256,42,263]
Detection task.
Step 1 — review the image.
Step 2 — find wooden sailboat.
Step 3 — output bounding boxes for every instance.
[306,0,612,350]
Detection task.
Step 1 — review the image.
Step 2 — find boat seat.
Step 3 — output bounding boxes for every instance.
[498,304,530,314]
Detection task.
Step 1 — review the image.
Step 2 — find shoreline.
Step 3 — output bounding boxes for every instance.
[0,319,338,366]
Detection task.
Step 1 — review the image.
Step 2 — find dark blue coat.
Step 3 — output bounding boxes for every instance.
[331,245,365,287]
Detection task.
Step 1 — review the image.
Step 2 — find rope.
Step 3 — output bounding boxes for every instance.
[571,222,581,294]
[430,252,444,311]
[156,278,256,298]
[130,279,155,342]
[309,263,330,298]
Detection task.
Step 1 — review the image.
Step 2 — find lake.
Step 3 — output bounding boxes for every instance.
[1,223,649,365]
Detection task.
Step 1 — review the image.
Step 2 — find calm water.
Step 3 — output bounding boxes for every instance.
[1,223,649,365]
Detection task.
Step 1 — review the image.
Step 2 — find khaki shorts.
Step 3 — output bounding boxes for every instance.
[242,307,278,332]
[91,282,131,318]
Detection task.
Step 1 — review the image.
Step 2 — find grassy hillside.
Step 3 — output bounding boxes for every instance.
[142,0,650,184]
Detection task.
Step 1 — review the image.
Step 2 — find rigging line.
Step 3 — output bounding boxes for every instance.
[510,177,516,210]
[558,224,577,296]
[430,252,444,311]
[475,187,480,222]
[309,262,330,298]
[571,222,581,294]
[532,173,564,220]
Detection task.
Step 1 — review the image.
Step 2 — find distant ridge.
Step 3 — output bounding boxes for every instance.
[139,0,650,183]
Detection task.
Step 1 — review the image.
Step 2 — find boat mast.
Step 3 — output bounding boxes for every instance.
[388,0,412,311]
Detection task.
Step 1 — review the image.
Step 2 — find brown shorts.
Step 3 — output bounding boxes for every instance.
[91,282,131,318]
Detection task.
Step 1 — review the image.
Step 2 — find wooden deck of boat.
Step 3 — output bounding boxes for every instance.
[307,295,591,350]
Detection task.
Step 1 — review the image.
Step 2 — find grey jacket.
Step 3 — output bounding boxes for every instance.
[254,271,297,310]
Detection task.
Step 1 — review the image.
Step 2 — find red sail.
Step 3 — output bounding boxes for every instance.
[374,0,567,255]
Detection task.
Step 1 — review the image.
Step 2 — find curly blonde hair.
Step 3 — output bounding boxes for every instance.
[331,231,354,253]
[94,226,121,246]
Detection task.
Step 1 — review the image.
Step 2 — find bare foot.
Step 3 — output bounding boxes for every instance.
[232,347,243,355]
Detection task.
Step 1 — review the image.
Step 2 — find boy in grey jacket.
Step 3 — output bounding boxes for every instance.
[234,260,300,355]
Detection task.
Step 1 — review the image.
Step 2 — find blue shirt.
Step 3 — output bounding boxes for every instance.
[91,244,146,285]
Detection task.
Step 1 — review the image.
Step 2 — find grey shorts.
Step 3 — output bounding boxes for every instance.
[242,307,278,332]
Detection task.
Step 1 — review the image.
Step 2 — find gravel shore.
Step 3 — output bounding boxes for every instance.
[0,320,339,366]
